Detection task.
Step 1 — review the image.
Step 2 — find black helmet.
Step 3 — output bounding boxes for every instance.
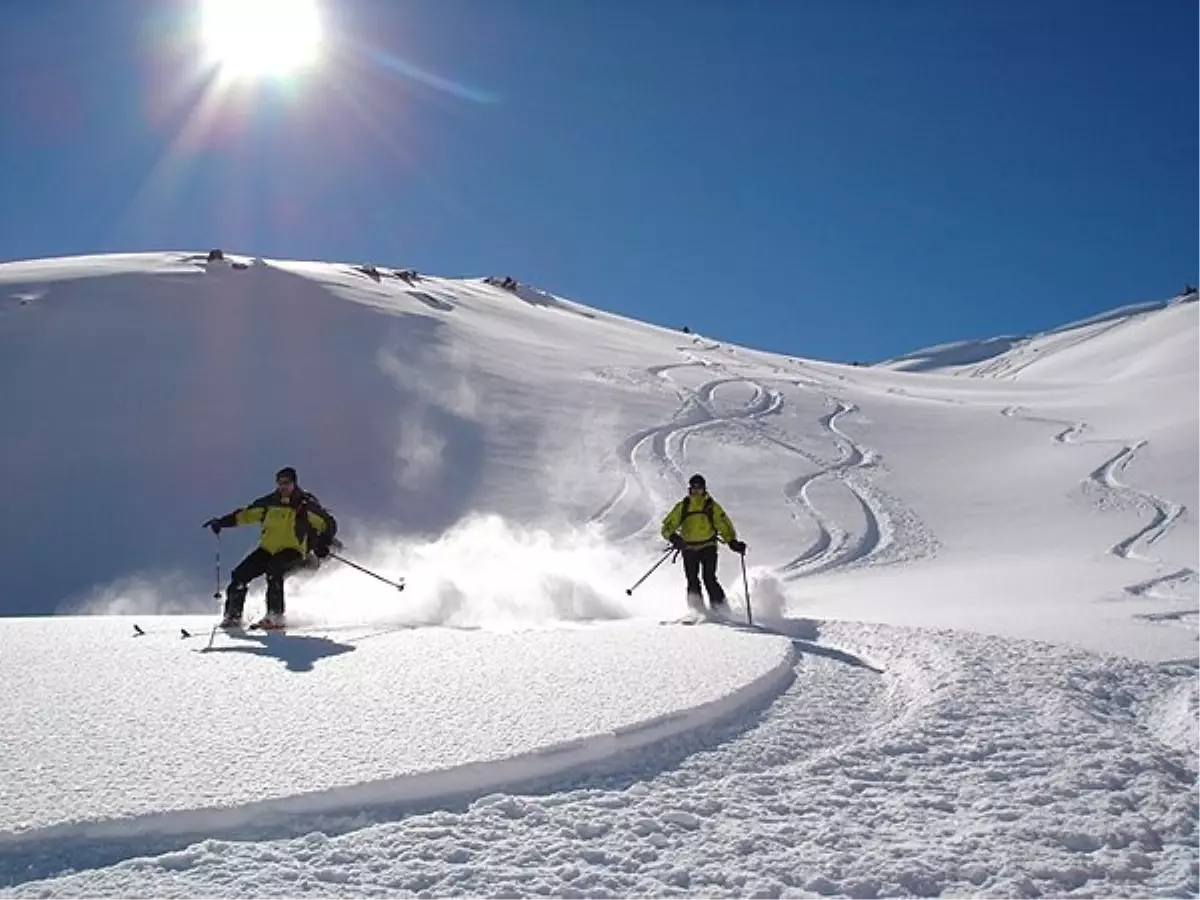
[687,473,706,489]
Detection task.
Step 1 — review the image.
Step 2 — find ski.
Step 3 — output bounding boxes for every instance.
[131,623,209,639]
[661,613,709,626]
[659,607,741,626]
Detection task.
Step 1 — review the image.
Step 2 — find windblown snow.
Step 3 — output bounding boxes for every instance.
[0,253,1195,898]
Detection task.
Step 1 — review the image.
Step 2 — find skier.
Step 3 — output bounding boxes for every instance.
[202,467,338,630]
[660,473,746,614]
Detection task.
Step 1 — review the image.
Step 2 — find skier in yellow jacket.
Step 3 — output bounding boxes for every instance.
[660,473,746,614]
[202,466,337,630]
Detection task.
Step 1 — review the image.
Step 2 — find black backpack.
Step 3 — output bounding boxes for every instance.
[298,491,338,553]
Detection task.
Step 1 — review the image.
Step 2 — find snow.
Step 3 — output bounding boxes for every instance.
[874,294,1193,380]
[872,335,1025,373]
[2,621,1193,899]
[0,616,792,843]
[0,252,1196,897]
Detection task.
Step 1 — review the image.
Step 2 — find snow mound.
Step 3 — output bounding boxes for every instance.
[0,616,793,848]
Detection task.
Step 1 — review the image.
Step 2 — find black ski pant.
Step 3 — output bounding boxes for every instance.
[682,544,726,606]
[225,547,305,617]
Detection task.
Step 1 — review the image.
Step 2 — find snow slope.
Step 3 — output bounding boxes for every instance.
[875,290,1197,379]
[0,252,1195,897]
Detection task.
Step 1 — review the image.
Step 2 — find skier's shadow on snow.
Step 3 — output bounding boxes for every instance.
[730,616,884,674]
[199,631,355,672]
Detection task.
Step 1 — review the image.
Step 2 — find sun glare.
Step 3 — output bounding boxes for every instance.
[201,0,323,78]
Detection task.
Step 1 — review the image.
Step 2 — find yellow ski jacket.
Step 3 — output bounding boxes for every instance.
[218,491,334,555]
[660,492,737,549]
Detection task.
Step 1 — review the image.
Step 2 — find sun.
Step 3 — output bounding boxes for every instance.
[201,0,323,79]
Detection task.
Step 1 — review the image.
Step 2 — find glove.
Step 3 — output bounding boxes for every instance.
[728,539,747,555]
[202,517,223,535]
[313,543,331,559]
[668,534,685,550]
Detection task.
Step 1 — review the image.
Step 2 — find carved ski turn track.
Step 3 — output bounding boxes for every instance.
[588,362,785,543]
[591,343,935,583]
[1001,406,1196,629]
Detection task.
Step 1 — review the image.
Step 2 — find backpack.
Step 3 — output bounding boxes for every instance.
[297,491,338,554]
[679,495,716,531]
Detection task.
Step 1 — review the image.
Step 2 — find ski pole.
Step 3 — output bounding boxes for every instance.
[331,552,405,591]
[213,533,223,602]
[626,547,674,596]
[740,552,752,625]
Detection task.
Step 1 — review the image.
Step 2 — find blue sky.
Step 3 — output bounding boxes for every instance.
[0,0,1194,363]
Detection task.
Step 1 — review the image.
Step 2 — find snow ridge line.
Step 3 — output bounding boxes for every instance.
[1000,406,1197,623]
[0,639,797,861]
[968,314,1136,379]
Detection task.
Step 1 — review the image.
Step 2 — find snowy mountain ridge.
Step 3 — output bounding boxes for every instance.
[0,250,1195,898]
[874,286,1198,377]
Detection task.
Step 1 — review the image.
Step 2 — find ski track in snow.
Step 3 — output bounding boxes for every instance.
[1001,406,1197,629]
[998,405,1090,446]
[587,357,785,543]
[749,361,939,578]
[585,364,728,541]
[1091,443,1187,563]
[4,622,1195,899]
[589,347,936,583]
[772,398,886,578]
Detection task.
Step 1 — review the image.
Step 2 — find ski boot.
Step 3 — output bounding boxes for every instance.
[249,612,287,631]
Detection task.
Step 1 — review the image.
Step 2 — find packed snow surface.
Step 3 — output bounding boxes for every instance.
[0,616,793,841]
[0,254,1195,897]
[1,618,1194,899]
